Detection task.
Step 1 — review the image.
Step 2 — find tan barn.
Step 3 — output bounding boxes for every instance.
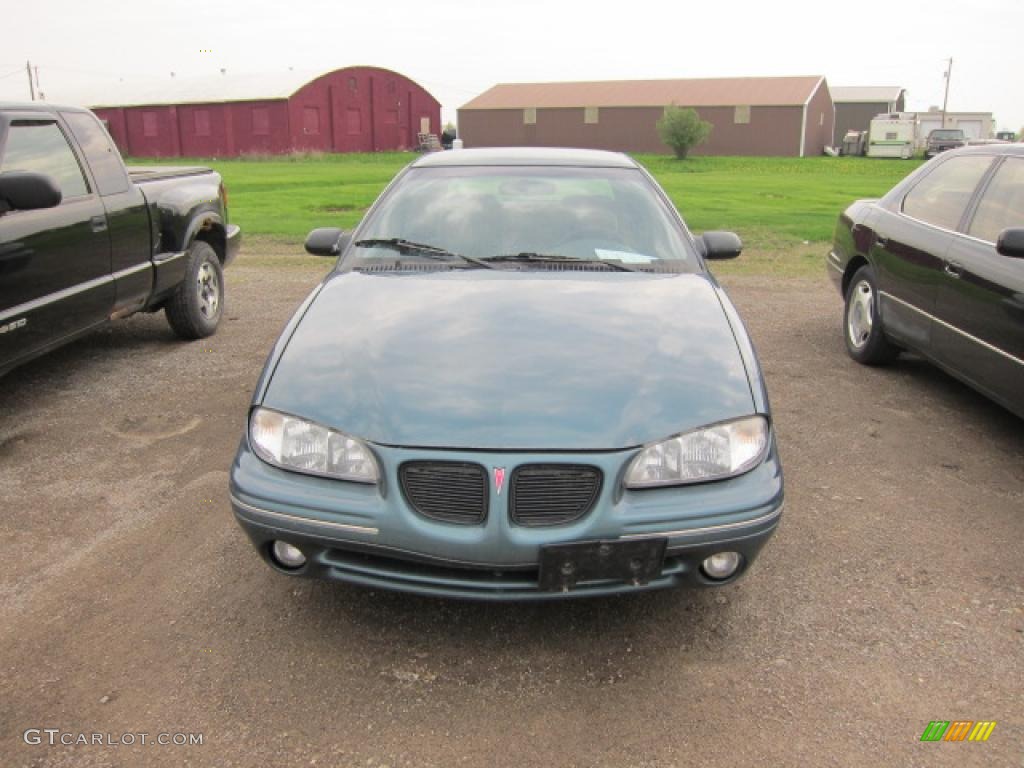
[831,86,906,145]
[458,76,834,157]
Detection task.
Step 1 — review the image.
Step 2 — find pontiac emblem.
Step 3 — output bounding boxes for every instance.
[493,467,506,496]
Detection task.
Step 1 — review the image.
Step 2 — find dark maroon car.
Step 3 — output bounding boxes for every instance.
[924,128,967,158]
[827,144,1024,418]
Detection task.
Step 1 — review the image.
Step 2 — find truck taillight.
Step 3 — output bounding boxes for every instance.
[220,182,229,208]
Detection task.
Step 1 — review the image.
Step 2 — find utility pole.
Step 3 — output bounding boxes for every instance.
[34,65,43,101]
[26,60,35,101]
[941,57,953,129]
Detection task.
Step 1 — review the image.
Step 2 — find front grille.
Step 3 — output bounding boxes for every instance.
[400,461,488,525]
[320,546,687,598]
[510,464,603,526]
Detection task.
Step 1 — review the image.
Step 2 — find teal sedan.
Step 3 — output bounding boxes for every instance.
[229,148,783,600]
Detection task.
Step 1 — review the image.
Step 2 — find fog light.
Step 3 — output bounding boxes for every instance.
[271,540,306,569]
[701,551,741,580]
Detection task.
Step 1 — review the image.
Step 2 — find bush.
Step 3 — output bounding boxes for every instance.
[657,105,712,159]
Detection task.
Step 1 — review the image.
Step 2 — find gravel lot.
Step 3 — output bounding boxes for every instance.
[1,244,1021,767]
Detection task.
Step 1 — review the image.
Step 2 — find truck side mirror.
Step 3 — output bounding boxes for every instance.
[701,231,743,260]
[304,228,350,257]
[0,171,62,212]
[996,228,1024,259]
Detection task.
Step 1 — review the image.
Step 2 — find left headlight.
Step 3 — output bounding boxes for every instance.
[249,407,379,484]
[624,415,769,489]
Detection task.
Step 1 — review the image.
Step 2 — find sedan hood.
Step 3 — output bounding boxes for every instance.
[263,270,755,451]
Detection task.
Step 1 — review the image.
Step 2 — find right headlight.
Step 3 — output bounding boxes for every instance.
[624,415,769,489]
[249,407,379,484]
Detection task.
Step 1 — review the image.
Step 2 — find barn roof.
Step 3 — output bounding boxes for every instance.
[68,66,419,109]
[72,70,320,108]
[831,86,905,104]
[460,76,827,110]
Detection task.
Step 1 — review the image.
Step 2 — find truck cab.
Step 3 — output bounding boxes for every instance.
[0,103,239,376]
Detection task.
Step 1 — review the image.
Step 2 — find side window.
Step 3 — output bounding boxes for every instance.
[346,109,361,135]
[967,157,1024,243]
[62,111,130,196]
[193,109,211,137]
[902,155,993,231]
[252,107,270,136]
[303,106,320,135]
[0,121,90,199]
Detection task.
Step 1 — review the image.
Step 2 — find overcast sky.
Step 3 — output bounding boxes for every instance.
[2,0,1021,133]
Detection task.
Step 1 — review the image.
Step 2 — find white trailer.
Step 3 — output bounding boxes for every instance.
[867,113,917,158]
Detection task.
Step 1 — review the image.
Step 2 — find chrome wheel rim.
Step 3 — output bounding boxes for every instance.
[197,262,220,318]
[847,279,874,349]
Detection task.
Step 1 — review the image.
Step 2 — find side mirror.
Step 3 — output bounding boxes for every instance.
[304,228,350,257]
[0,171,62,212]
[996,228,1024,258]
[701,231,743,260]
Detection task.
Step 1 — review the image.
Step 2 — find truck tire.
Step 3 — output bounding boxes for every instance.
[165,241,224,340]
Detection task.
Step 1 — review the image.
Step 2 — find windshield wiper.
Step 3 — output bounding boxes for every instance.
[354,238,494,269]
[482,253,639,272]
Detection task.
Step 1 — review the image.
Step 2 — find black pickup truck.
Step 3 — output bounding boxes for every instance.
[0,102,240,376]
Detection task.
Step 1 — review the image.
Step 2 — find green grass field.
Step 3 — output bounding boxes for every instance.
[129,152,923,276]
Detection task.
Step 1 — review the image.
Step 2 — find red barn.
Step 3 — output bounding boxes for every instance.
[88,66,441,157]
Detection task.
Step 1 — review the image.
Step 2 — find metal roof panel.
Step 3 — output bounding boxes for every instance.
[460,76,827,110]
[831,86,905,104]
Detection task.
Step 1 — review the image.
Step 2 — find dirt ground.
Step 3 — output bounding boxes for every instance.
[1,245,1021,768]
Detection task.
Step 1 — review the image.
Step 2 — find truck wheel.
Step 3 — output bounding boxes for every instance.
[845,266,899,365]
[165,241,224,340]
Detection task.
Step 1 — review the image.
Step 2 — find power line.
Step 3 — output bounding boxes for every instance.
[0,67,23,80]
[36,64,130,78]
[417,79,481,97]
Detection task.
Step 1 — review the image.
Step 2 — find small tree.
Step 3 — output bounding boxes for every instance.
[657,105,712,159]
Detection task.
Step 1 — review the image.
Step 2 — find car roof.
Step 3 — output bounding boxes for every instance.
[411,147,639,168]
[946,143,1024,157]
[0,101,92,114]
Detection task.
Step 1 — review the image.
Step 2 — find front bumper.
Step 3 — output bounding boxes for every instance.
[229,439,784,601]
[224,224,242,267]
[926,143,965,156]
[826,250,845,293]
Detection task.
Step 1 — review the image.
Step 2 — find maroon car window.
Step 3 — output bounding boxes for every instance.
[967,157,1024,243]
[0,121,90,199]
[902,155,993,231]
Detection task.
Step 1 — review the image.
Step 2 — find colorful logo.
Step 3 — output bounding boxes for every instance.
[920,721,996,742]
[493,467,506,496]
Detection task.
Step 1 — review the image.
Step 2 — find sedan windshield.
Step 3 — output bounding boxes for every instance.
[348,165,698,272]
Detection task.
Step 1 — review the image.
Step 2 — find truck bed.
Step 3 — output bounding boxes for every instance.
[127,166,213,183]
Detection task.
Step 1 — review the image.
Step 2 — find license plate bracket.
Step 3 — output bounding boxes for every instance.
[538,538,667,592]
